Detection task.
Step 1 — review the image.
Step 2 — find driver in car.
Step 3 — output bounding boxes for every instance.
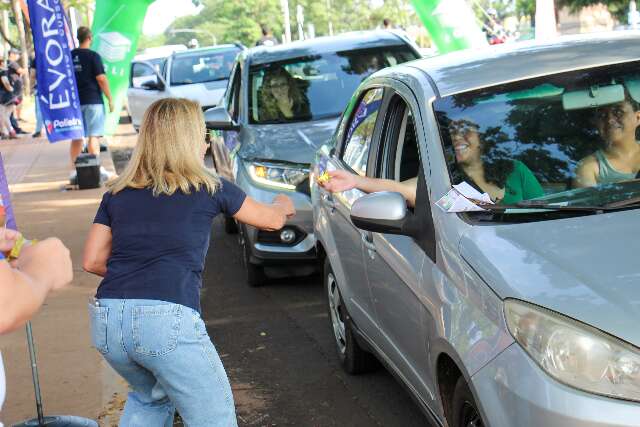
[320,120,543,207]
[574,94,640,187]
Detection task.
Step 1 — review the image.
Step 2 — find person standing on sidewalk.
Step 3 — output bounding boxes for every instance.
[0,228,74,424]
[0,58,16,140]
[6,49,26,134]
[71,26,114,184]
[83,98,295,427]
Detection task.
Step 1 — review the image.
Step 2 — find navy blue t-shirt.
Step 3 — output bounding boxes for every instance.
[93,179,246,312]
[71,48,105,105]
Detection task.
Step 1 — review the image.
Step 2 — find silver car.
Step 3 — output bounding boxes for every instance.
[127,44,243,131]
[205,31,420,286]
[312,32,640,427]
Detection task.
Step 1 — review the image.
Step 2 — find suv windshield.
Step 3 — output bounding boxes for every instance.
[433,61,640,218]
[171,48,239,86]
[249,45,418,124]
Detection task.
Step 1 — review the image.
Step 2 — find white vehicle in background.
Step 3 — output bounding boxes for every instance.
[127,44,245,131]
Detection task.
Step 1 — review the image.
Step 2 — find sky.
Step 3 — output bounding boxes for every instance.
[142,0,201,36]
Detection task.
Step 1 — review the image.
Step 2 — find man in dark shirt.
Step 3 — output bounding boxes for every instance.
[255,24,279,47]
[71,27,114,184]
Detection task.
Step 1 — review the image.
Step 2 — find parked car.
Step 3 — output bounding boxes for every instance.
[127,44,244,130]
[205,31,421,286]
[311,32,640,427]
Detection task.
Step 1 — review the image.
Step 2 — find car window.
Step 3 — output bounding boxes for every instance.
[131,62,158,88]
[341,88,384,176]
[227,65,242,122]
[433,60,640,215]
[248,45,418,124]
[170,48,239,86]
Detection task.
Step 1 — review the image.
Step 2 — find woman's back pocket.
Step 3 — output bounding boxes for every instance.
[132,304,183,356]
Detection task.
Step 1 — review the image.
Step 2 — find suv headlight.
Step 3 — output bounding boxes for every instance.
[505,299,640,402]
[245,160,309,190]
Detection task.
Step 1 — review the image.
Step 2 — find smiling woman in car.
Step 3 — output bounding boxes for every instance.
[574,91,640,187]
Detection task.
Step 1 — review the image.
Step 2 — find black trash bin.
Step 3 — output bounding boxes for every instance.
[74,153,100,190]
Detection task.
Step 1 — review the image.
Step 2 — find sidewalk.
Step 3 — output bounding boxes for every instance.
[0,135,128,426]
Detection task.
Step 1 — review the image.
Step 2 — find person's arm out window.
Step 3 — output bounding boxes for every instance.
[323,169,417,207]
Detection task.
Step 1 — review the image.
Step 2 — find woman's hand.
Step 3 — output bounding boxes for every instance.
[0,227,20,253]
[17,238,73,291]
[234,194,296,231]
[320,169,359,193]
[273,194,295,219]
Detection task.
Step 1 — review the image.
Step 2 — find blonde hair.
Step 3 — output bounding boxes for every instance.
[109,98,220,195]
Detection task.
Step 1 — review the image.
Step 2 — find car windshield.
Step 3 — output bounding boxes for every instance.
[170,48,239,85]
[433,61,640,220]
[249,45,418,124]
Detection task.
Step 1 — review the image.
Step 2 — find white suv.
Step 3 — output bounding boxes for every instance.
[127,44,244,130]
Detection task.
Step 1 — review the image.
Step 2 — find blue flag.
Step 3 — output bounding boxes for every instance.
[28,0,83,142]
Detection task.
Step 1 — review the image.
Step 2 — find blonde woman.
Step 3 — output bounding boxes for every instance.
[83,98,295,426]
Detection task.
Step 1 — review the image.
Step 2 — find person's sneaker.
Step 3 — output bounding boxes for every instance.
[15,128,27,135]
[69,170,78,185]
[32,131,42,138]
[100,166,114,182]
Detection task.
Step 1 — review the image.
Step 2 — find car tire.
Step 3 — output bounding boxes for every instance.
[224,216,238,234]
[451,376,485,427]
[324,258,378,374]
[241,227,266,287]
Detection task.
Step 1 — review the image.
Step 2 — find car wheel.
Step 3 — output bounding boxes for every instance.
[224,216,238,234]
[451,376,485,427]
[240,228,266,287]
[324,258,377,374]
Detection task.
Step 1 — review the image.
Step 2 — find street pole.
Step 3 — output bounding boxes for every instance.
[2,11,9,59]
[11,0,30,96]
[280,0,291,43]
[535,0,557,40]
[296,4,304,41]
[326,0,333,36]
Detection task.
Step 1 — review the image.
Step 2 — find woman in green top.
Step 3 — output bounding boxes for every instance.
[320,120,543,207]
[449,120,544,205]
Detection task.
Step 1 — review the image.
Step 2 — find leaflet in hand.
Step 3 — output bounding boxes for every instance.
[436,182,493,212]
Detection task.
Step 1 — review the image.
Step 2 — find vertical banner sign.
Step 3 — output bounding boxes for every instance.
[91,0,155,135]
[410,0,487,54]
[0,154,16,231]
[27,0,84,142]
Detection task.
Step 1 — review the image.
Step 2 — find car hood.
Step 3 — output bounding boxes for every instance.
[169,80,227,109]
[238,117,339,164]
[459,210,640,347]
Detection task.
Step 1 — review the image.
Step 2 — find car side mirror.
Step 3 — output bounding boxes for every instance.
[205,106,241,131]
[141,80,164,91]
[350,192,408,235]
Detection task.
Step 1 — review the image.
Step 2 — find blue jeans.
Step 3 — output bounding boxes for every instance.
[89,299,237,427]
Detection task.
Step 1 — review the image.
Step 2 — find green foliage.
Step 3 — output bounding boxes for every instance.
[516,0,630,21]
[557,0,629,21]
[159,0,426,48]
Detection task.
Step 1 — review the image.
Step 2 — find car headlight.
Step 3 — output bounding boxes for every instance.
[245,161,309,190]
[505,299,640,402]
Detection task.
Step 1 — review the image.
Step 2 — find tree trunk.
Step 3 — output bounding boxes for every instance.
[11,0,30,96]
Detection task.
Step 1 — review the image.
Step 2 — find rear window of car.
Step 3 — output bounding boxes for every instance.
[170,48,240,86]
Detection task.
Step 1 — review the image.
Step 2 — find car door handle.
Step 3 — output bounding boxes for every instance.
[321,192,335,210]
[361,233,376,258]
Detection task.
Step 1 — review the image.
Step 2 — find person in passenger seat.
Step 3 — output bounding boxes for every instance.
[321,119,543,206]
[574,95,640,187]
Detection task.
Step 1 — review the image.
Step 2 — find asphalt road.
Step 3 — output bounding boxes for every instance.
[200,216,435,427]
